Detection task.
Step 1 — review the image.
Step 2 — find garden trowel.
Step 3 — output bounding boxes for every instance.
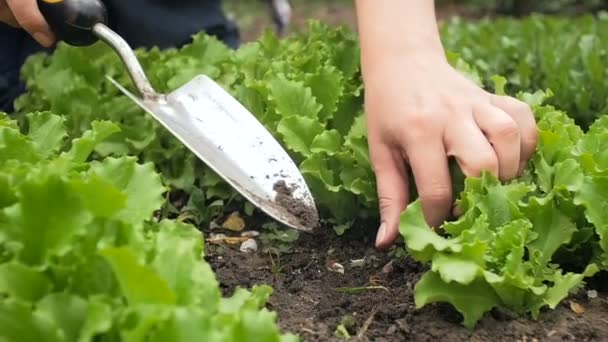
[38,0,319,231]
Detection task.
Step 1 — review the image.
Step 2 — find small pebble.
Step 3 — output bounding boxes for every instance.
[587,290,598,299]
[350,257,366,268]
[569,301,585,314]
[222,211,246,232]
[327,261,345,274]
[382,261,394,274]
[210,233,227,239]
[396,318,410,333]
[386,325,397,335]
[241,230,260,238]
[240,238,258,253]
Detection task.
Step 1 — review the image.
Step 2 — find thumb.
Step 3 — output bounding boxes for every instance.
[6,0,55,47]
[371,144,409,250]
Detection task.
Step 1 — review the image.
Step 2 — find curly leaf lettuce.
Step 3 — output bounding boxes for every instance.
[400,103,603,328]
[0,112,296,341]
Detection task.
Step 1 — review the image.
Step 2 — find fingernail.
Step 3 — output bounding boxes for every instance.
[375,222,386,246]
[33,32,54,47]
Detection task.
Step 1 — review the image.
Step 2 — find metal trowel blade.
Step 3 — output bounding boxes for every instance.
[107,75,319,231]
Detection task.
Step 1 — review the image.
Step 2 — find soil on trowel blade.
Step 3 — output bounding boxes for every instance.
[273,180,319,229]
[206,224,608,341]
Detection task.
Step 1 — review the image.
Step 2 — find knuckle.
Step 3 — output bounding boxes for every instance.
[378,195,396,210]
[403,112,437,139]
[418,184,452,204]
[439,94,467,114]
[378,196,392,214]
[492,119,520,141]
[378,194,407,216]
[497,95,533,115]
[513,99,533,114]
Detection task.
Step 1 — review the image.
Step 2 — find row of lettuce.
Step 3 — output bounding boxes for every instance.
[0,112,296,340]
[441,13,608,129]
[408,14,608,326]
[402,89,607,327]
[7,16,608,330]
[14,21,374,229]
[18,15,608,229]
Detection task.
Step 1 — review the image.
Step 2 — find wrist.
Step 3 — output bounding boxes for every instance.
[360,49,448,87]
[355,0,447,81]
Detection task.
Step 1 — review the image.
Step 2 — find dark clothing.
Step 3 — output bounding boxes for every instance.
[0,26,51,113]
[0,0,239,112]
[102,0,239,50]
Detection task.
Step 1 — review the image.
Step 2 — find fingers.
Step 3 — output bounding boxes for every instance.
[0,2,19,27]
[445,120,498,178]
[491,95,538,174]
[404,136,452,229]
[473,103,521,181]
[446,98,536,182]
[369,140,409,250]
[6,0,54,47]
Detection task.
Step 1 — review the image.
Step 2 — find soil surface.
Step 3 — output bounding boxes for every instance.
[212,2,608,339]
[206,223,608,341]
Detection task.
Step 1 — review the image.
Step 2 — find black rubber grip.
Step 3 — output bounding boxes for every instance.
[37,0,108,46]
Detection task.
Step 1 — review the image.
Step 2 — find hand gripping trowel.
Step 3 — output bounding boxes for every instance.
[37,0,319,231]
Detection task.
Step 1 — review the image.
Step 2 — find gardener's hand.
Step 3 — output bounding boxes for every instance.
[0,0,55,47]
[355,0,537,250]
[365,54,536,249]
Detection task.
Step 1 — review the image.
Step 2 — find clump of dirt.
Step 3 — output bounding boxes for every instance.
[206,223,608,341]
[273,180,319,229]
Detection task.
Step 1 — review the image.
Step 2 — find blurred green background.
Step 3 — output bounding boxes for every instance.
[222,0,608,42]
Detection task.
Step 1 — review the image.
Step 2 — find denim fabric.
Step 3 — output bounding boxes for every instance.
[0,24,51,113]
[103,0,240,50]
[0,0,239,113]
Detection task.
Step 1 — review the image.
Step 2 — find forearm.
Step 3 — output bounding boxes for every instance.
[354,1,445,78]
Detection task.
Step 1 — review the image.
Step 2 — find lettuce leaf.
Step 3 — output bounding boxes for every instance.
[0,112,295,341]
[400,103,603,328]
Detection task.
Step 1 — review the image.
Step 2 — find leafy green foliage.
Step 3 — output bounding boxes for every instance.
[400,98,607,328]
[13,18,608,330]
[437,0,608,16]
[441,14,608,129]
[14,22,374,227]
[0,112,296,341]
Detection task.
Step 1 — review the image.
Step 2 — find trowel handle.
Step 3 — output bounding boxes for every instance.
[38,0,108,46]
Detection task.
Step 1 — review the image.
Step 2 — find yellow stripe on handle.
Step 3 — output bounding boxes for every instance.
[41,0,64,3]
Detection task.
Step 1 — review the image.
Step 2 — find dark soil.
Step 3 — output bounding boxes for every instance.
[213,3,608,338]
[273,180,319,229]
[206,223,608,341]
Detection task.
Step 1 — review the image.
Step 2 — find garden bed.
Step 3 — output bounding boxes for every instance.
[9,11,608,341]
[207,223,608,341]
